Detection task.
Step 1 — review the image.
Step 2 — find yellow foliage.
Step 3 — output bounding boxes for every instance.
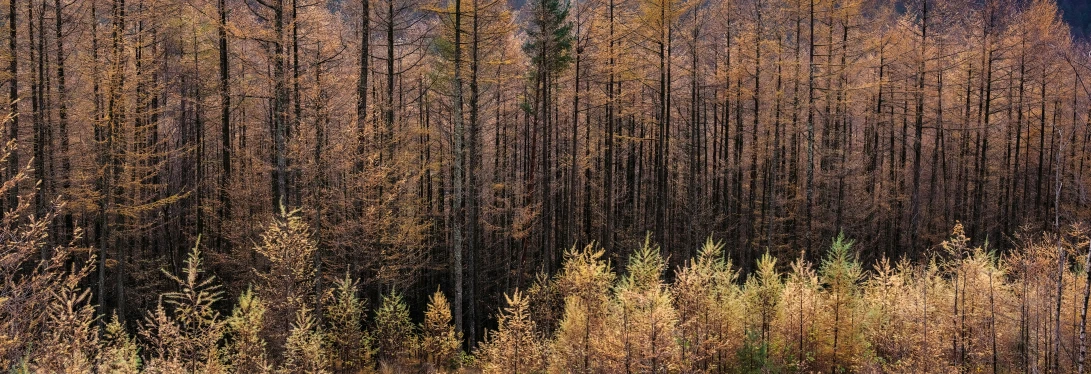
[421,289,462,372]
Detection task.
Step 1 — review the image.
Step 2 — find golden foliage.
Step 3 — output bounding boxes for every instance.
[476,290,547,374]
[372,291,415,365]
[550,243,615,373]
[98,315,142,374]
[323,273,374,373]
[225,288,272,373]
[253,207,319,355]
[280,306,329,374]
[421,289,462,372]
[0,140,94,369]
[8,207,1091,374]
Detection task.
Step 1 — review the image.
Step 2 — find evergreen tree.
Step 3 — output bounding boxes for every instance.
[280,306,329,374]
[225,288,272,373]
[97,315,142,374]
[31,282,98,373]
[523,0,573,77]
[254,208,319,355]
[674,237,742,371]
[421,289,462,371]
[551,243,615,373]
[743,251,782,348]
[780,252,821,371]
[613,236,679,373]
[476,290,547,374]
[161,241,227,372]
[372,291,415,365]
[819,232,863,371]
[323,273,373,373]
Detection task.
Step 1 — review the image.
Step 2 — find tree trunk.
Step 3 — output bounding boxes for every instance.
[909,0,927,250]
[107,0,125,321]
[291,0,301,207]
[451,0,465,343]
[6,0,18,210]
[805,0,815,251]
[271,0,287,209]
[1078,240,1091,374]
[602,0,614,255]
[218,0,231,246]
[467,0,480,346]
[356,0,369,174]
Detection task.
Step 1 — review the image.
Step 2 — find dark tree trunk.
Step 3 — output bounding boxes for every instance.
[218,0,231,247]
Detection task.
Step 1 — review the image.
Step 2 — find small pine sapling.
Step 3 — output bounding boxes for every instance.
[226,288,272,373]
[476,290,547,374]
[323,272,374,372]
[421,289,461,371]
[613,235,680,373]
[32,283,98,372]
[551,243,615,373]
[161,239,227,372]
[254,208,320,354]
[280,306,329,374]
[97,314,142,373]
[372,291,415,366]
[819,232,863,372]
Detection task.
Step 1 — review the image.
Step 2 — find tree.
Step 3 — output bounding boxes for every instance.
[372,291,415,365]
[97,315,142,373]
[523,0,572,272]
[743,251,781,351]
[673,237,742,371]
[29,277,99,372]
[225,288,272,373]
[279,306,329,374]
[551,243,615,372]
[322,273,373,373]
[0,142,92,368]
[475,289,547,374]
[421,289,462,370]
[158,242,227,372]
[249,0,291,209]
[613,236,679,373]
[819,232,862,371]
[218,0,232,246]
[254,208,319,355]
[5,0,17,211]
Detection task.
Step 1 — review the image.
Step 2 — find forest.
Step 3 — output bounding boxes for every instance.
[2,0,1091,371]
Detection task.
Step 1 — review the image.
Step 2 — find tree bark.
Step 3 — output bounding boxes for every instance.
[1079,240,1091,374]
[451,0,466,343]
[356,0,369,174]
[6,0,18,211]
[467,0,480,346]
[218,0,231,245]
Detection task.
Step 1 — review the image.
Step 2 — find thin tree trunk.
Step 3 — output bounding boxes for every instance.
[467,0,480,346]
[909,0,927,250]
[1078,240,1091,374]
[356,0,369,174]
[271,0,287,209]
[805,0,815,251]
[451,0,465,343]
[291,0,301,207]
[6,0,18,210]
[602,0,614,255]
[90,0,107,324]
[218,0,231,246]
[108,0,125,321]
[30,0,45,222]
[1053,123,1065,374]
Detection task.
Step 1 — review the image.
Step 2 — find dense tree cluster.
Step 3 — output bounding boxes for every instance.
[0,0,1090,368]
[6,159,1091,372]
